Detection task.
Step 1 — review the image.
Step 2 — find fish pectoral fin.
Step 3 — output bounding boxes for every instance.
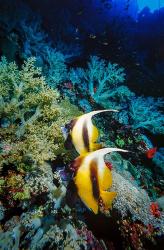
[98,165,112,191]
[100,191,117,210]
[90,142,102,151]
[91,125,99,141]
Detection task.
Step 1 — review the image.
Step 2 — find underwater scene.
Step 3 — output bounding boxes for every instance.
[0,0,164,249]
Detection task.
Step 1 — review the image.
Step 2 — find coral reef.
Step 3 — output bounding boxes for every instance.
[0,1,163,249]
[0,162,103,250]
[43,47,67,88]
[119,218,157,250]
[69,56,130,109]
[111,170,164,234]
[119,96,164,134]
[20,18,49,63]
[0,57,82,218]
[0,57,81,170]
[0,214,102,250]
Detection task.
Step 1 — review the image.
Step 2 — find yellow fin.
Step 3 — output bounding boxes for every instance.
[90,142,102,152]
[74,168,98,214]
[89,125,101,152]
[98,165,112,191]
[91,125,99,142]
[100,191,117,210]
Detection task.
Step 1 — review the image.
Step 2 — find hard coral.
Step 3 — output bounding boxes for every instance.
[119,218,157,250]
[111,170,164,234]
[0,205,101,250]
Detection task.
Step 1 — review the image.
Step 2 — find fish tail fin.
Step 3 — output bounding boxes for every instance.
[100,191,117,210]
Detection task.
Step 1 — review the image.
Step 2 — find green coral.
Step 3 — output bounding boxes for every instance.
[0,57,82,171]
[115,135,125,148]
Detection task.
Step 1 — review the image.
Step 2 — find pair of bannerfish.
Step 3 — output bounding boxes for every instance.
[63,110,128,214]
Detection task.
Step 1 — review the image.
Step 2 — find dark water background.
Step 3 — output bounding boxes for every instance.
[24,0,164,97]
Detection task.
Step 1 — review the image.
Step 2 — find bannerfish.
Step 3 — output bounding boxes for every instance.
[64,110,118,155]
[72,148,128,214]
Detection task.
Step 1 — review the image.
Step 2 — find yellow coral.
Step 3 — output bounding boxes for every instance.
[0,57,82,171]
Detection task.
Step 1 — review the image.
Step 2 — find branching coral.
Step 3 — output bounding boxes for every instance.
[132,97,164,133]
[120,96,164,134]
[43,47,68,88]
[20,18,49,62]
[69,56,132,109]
[0,57,81,171]
[54,39,82,62]
[0,0,44,63]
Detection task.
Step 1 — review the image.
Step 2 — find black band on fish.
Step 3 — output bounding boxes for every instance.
[64,134,74,150]
[70,156,84,173]
[82,121,90,152]
[63,119,77,149]
[90,159,100,200]
[68,119,77,130]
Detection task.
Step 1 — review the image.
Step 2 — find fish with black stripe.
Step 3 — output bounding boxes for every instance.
[62,110,118,155]
[72,148,128,214]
